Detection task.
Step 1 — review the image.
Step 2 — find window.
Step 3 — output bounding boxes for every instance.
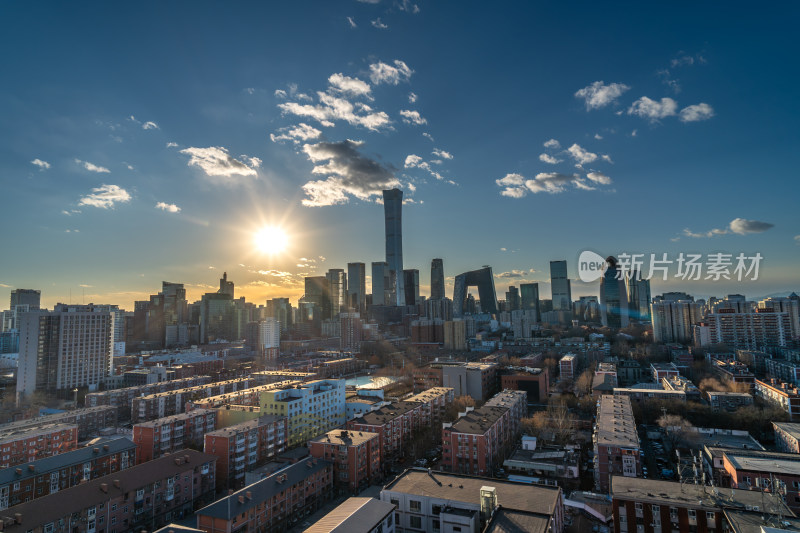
[409,500,421,512]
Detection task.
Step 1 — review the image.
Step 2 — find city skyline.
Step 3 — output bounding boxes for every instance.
[1,3,798,310]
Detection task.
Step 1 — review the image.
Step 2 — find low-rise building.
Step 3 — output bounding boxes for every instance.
[203,414,288,491]
[305,497,396,533]
[381,469,564,533]
[0,449,217,533]
[773,422,800,454]
[195,456,333,533]
[593,395,641,493]
[308,429,381,492]
[0,423,79,469]
[755,378,800,420]
[0,437,135,511]
[133,409,217,463]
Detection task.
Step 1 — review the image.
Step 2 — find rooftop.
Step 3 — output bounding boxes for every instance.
[197,456,332,520]
[612,476,788,513]
[383,469,561,517]
[309,429,379,447]
[0,437,136,485]
[595,395,639,449]
[2,449,216,532]
[305,497,394,533]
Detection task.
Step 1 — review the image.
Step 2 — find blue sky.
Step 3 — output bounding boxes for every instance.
[1,1,798,309]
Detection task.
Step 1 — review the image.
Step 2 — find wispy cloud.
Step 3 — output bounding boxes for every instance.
[31,158,51,170]
[575,81,630,110]
[179,146,259,178]
[300,140,400,206]
[627,96,678,121]
[155,202,181,213]
[399,109,427,125]
[270,123,322,144]
[369,59,413,85]
[371,18,388,29]
[75,159,110,173]
[679,103,714,122]
[79,184,131,209]
[682,218,774,238]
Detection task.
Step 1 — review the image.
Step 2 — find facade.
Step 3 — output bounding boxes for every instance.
[306,497,396,533]
[0,423,78,469]
[308,429,381,492]
[430,259,445,301]
[453,267,498,317]
[16,304,114,402]
[203,414,289,491]
[383,188,405,307]
[195,456,333,533]
[442,362,498,402]
[1,450,217,533]
[381,469,564,533]
[133,409,217,463]
[600,257,629,328]
[593,395,641,493]
[650,300,703,344]
[0,437,135,511]
[773,422,800,454]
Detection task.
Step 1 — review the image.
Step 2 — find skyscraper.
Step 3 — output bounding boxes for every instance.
[520,283,540,321]
[347,262,366,311]
[430,258,445,300]
[600,257,629,329]
[383,188,405,306]
[404,269,420,307]
[549,261,572,313]
[371,262,390,306]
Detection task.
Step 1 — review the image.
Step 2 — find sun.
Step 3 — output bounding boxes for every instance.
[254,226,289,254]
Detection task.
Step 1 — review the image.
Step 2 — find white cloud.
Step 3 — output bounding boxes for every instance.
[371,18,388,29]
[179,146,259,178]
[31,158,50,170]
[347,16,357,28]
[679,103,714,122]
[543,139,560,149]
[408,92,418,103]
[574,81,630,110]
[539,153,561,164]
[156,202,181,213]
[369,59,413,85]
[166,142,178,148]
[270,123,323,144]
[567,144,598,165]
[328,73,371,97]
[432,148,453,159]
[496,170,611,197]
[627,96,678,121]
[142,121,159,130]
[400,109,427,125]
[729,218,773,234]
[300,140,400,206]
[75,159,110,173]
[79,184,131,209]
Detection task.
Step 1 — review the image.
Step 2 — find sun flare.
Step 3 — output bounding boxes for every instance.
[254,226,289,254]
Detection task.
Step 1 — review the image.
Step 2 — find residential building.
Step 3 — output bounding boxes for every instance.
[381,469,564,533]
[133,409,217,463]
[308,429,381,492]
[773,422,800,454]
[593,395,641,493]
[0,437,135,511]
[0,423,78,468]
[755,378,800,420]
[203,415,288,491]
[0,450,217,533]
[306,497,396,533]
[195,456,332,533]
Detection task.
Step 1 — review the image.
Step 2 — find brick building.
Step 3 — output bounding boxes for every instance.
[203,414,288,491]
[308,429,381,492]
[0,437,135,511]
[0,423,79,469]
[195,456,332,533]
[133,409,217,463]
[593,395,641,493]
[0,449,217,533]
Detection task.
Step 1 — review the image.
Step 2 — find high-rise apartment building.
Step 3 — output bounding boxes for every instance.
[16,304,114,403]
[549,260,572,313]
[347,262,366,311]
[600,257,629,328]
[430,258,445,300]
[383,188,405,306]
